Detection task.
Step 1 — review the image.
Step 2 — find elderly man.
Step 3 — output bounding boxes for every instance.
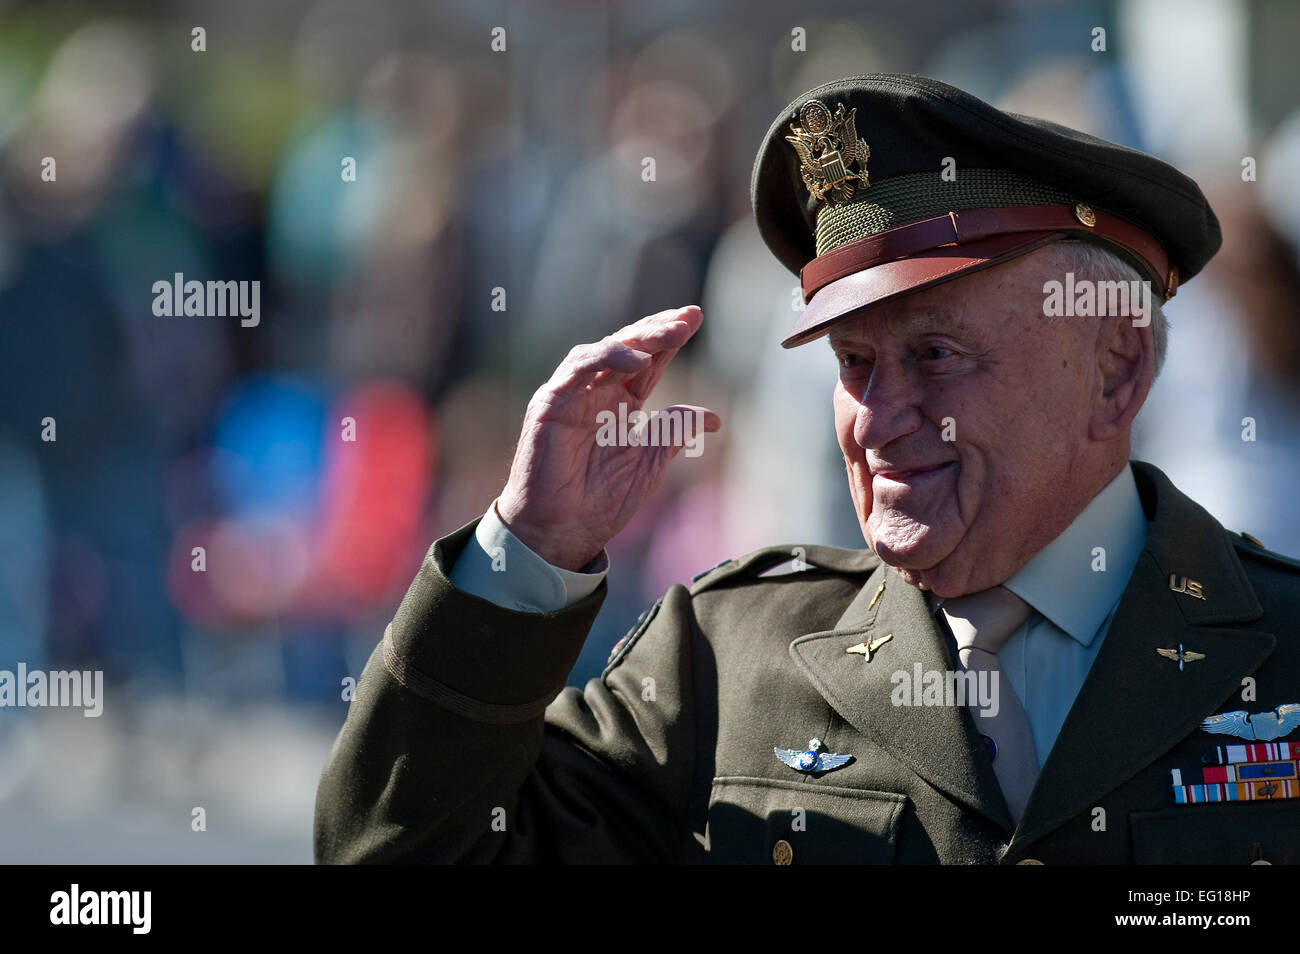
[315,74,1300,864]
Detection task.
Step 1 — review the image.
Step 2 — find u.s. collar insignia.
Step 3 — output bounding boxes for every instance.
[774,737,853,775]
[785,100,870,204]
[1201,704,1300,741]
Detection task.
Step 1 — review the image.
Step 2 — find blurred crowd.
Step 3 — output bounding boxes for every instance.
[1,0,1298,719]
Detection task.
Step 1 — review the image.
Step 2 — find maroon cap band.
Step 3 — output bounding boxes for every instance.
[784,203,1179,349]
[801,204,1176,301]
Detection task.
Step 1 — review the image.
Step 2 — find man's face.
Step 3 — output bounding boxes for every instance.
[830,246,1104,597]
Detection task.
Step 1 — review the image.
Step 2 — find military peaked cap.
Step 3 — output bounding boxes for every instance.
[751,73,1222,347]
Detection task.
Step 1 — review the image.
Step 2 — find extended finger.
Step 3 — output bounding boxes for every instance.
[609,305,702,355]
[618,307,704,400]
[637,404,722,461]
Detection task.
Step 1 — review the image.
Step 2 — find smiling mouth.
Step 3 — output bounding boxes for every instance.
[871,461,956,483]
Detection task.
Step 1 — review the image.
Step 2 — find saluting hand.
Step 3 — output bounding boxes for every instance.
[495,305,721,571]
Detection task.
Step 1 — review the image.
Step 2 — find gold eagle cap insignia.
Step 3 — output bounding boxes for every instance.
[785,99,870,204]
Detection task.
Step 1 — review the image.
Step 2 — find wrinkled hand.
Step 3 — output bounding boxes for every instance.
[495,306,721,571]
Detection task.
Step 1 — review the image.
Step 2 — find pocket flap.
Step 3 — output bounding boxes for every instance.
[1130,801,1300,864]
[706,776,906,864]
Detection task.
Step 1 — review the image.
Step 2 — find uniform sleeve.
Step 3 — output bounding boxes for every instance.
[313,517,704,864]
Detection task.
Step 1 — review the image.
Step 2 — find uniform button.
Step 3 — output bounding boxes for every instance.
[1016,858,1045,865]
[772,839,793,865]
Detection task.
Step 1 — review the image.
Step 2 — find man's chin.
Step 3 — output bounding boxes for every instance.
[867,516,971,587]
[868,533,948,581]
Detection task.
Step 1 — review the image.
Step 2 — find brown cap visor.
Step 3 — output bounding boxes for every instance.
[782,204,1177,349]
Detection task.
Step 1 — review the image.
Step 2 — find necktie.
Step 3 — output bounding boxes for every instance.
[941,587,1037,824]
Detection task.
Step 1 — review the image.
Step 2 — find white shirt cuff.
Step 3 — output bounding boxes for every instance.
[446,499,609,613]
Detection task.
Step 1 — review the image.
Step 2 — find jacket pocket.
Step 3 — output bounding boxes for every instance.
[1130,801,1300,864]
[705,776,906,864]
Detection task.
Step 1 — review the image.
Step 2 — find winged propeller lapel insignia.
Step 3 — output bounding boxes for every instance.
[774,737,854,775]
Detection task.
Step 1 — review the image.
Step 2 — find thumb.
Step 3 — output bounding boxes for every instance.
[635,405,721,462]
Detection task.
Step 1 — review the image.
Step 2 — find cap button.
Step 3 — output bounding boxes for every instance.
[772,839,794,865]
[1073,202,1097,227]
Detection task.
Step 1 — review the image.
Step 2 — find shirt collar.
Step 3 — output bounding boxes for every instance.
[1001,464,1148,646]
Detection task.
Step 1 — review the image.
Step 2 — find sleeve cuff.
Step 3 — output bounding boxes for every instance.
[384,518,607,712]
[446,499,610,613]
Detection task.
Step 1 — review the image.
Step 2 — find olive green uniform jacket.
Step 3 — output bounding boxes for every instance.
[314,462,1300,864]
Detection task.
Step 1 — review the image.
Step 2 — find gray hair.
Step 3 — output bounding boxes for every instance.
[1042,238,1169,378]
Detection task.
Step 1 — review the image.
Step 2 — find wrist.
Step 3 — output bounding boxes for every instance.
[493,496,603,572]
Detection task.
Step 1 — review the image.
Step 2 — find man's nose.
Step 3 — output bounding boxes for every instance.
[851,360,924,451]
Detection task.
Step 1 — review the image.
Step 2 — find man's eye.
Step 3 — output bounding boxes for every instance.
[838,352,866,369]
[921,346,955,361]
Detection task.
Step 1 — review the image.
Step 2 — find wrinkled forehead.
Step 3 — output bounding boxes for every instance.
[824,292,1015,348]
[827,309,965,347]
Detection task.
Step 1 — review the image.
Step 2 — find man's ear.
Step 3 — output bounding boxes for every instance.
[1089,314,1154,441]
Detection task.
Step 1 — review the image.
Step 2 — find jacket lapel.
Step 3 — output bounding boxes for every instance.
[790,561,1015,835]
[1005,462,1276,858]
